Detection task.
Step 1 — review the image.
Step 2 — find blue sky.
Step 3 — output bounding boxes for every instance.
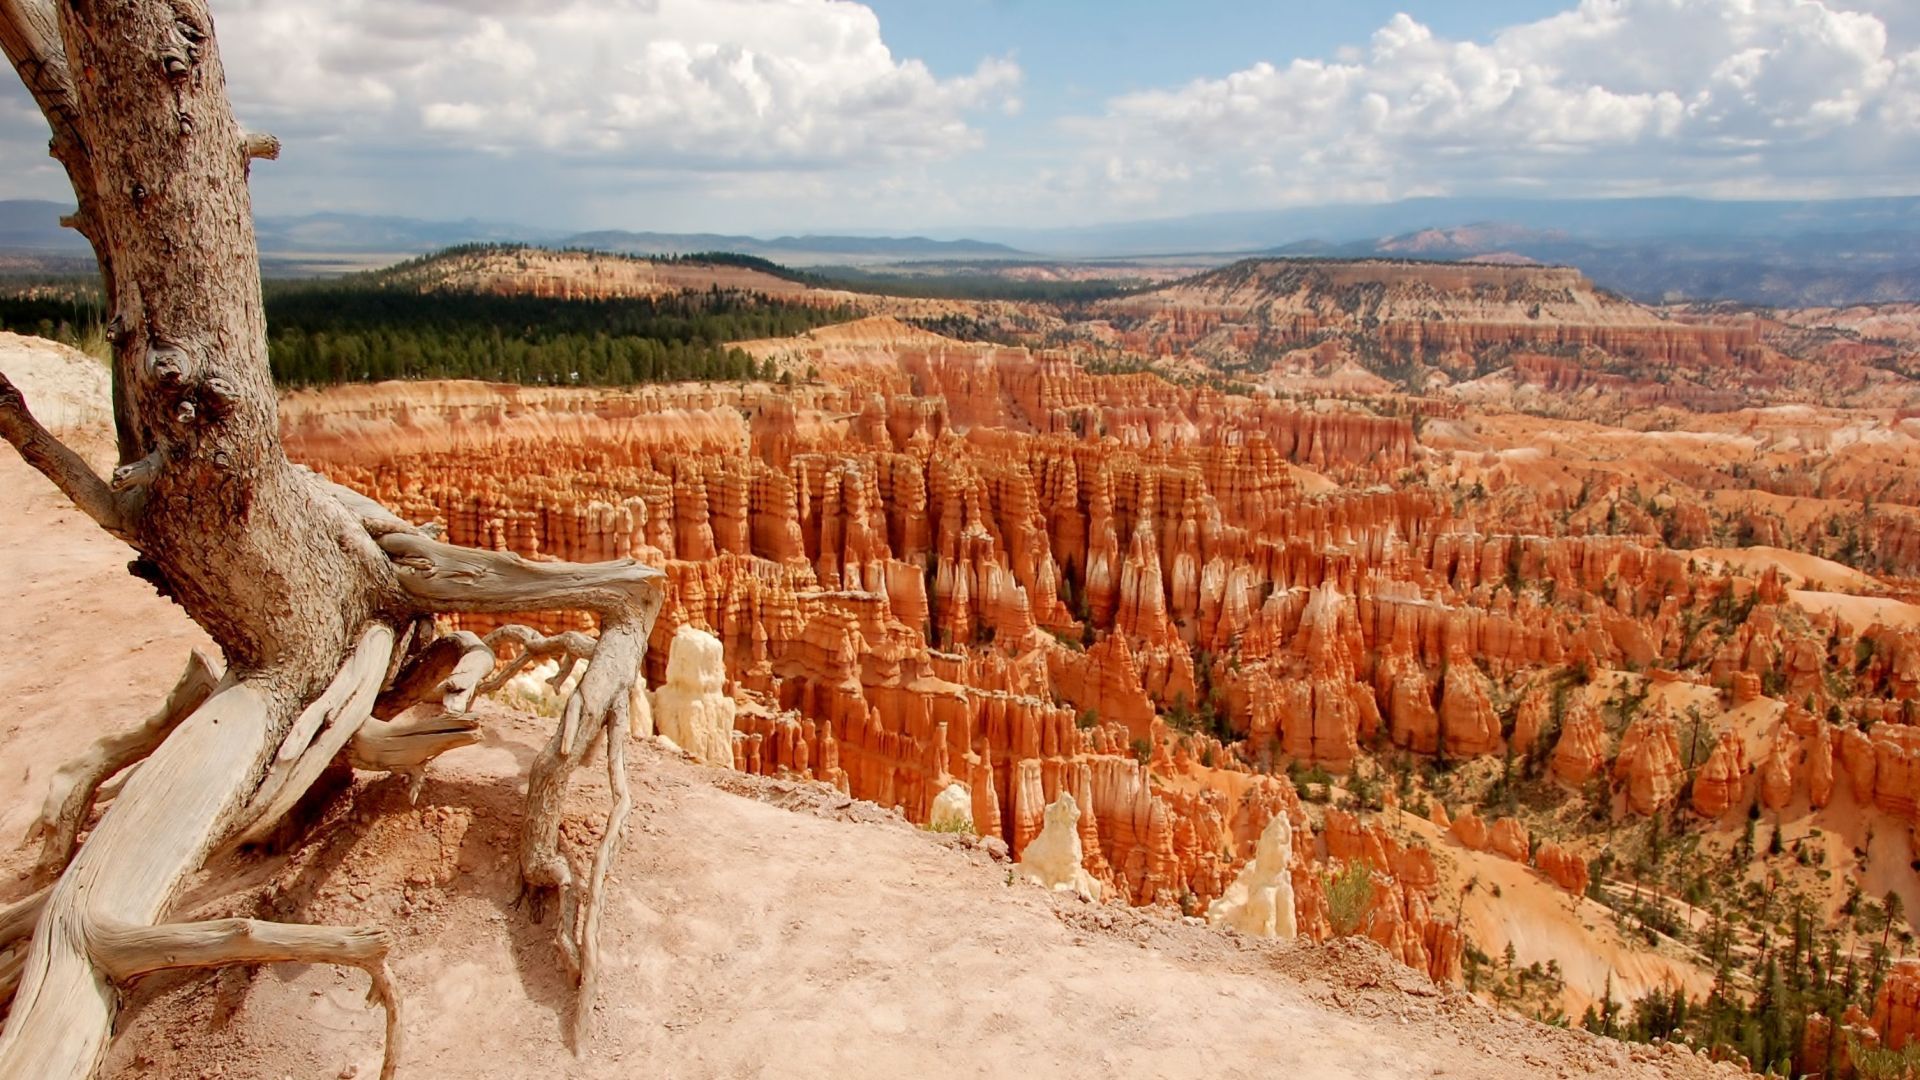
[2,0,1916,233]
[864,1,1569,96]
[864,1,1568,178]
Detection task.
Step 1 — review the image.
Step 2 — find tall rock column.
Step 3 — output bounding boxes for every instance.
[654,625,739,765]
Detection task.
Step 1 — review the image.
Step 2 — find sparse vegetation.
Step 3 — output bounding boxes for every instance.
[1323,861,1375,938]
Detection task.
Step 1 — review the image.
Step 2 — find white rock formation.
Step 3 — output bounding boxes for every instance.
[1016,792,1101,901]
[928,782,973,832]
[652,625,736,765]
[1206,812,1298,940]
[504,658,582,710]
[628,668,655,739]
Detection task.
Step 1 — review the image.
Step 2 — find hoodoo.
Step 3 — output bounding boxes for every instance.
[1207,812,1299,940]
[653,625,738,766]
[1016,792,1102,901]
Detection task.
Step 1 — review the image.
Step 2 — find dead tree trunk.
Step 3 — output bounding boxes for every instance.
[0,3,662,1076]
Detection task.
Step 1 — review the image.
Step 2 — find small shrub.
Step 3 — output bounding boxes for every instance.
[1323,861,1375,938]
[1852,1037,1920,1080]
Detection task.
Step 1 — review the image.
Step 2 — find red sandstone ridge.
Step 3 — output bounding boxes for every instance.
[1097,260,1761,373]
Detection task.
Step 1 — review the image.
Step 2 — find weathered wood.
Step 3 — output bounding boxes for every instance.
[379,533,663,617]
[26,651,221,879]
[476,624,598,697]
[0,682,275,1078]
[0,886,50,1000]
[0,375,133,542]
[352,630,493,794]
[232,625,395,847]
[91,917,400,1080]
[374,631,492,719]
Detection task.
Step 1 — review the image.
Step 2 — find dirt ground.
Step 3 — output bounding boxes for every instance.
[0,337,1743,1079]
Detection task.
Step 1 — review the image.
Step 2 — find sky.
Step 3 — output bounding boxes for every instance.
[1,0,1917,234]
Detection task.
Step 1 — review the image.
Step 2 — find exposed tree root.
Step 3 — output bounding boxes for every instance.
[476,624,598,698]
[0,681,280,1078]
[0,888,50,1005]
[576,707,631,1048]
[2,470,664,1078]
[92,918,401,1080]
[0,890,47,955]
[352,630,494,798]
[372,532,665,1049]
[507,615,657,1051]
[2,412,661,1076]
[232,625,395,848]
[375,631,492,718]
[25,651,222,880]
[0,946,21,1011]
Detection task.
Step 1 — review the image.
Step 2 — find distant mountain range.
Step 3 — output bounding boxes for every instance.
[6,195,1920,305]
[0,200,1023,265]
[1258,220,1920,306]
[562,229,1019,261]
[967,195,1920,255]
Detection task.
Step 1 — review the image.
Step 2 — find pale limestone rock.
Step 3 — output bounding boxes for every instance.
[652,625,736,766]
[1017,792,1101,901]
[628,670,655,739]
[929,782,974,832]
[504,658,582,710]
[1206,812,1298,940]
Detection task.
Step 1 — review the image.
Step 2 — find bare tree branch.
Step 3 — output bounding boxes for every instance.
[0,373,135,542]
[0,0,75,124]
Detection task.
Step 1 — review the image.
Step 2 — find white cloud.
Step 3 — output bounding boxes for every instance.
[213,0,1018,168]
[4,0,1914,231]
[1076,0,1920,209]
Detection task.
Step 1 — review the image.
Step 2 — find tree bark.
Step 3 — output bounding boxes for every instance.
[0,3,665,1075]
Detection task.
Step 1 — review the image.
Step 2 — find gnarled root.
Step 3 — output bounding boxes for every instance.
[92,918,401,1080]
[1,681,277,1077]
[373,533,666,1052]
[476,624,597,698]
[0,640,421,1078]
[25,651,222,880]
[230,624,395,848]
[351,631,494,799]
[517,615,652,1050]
